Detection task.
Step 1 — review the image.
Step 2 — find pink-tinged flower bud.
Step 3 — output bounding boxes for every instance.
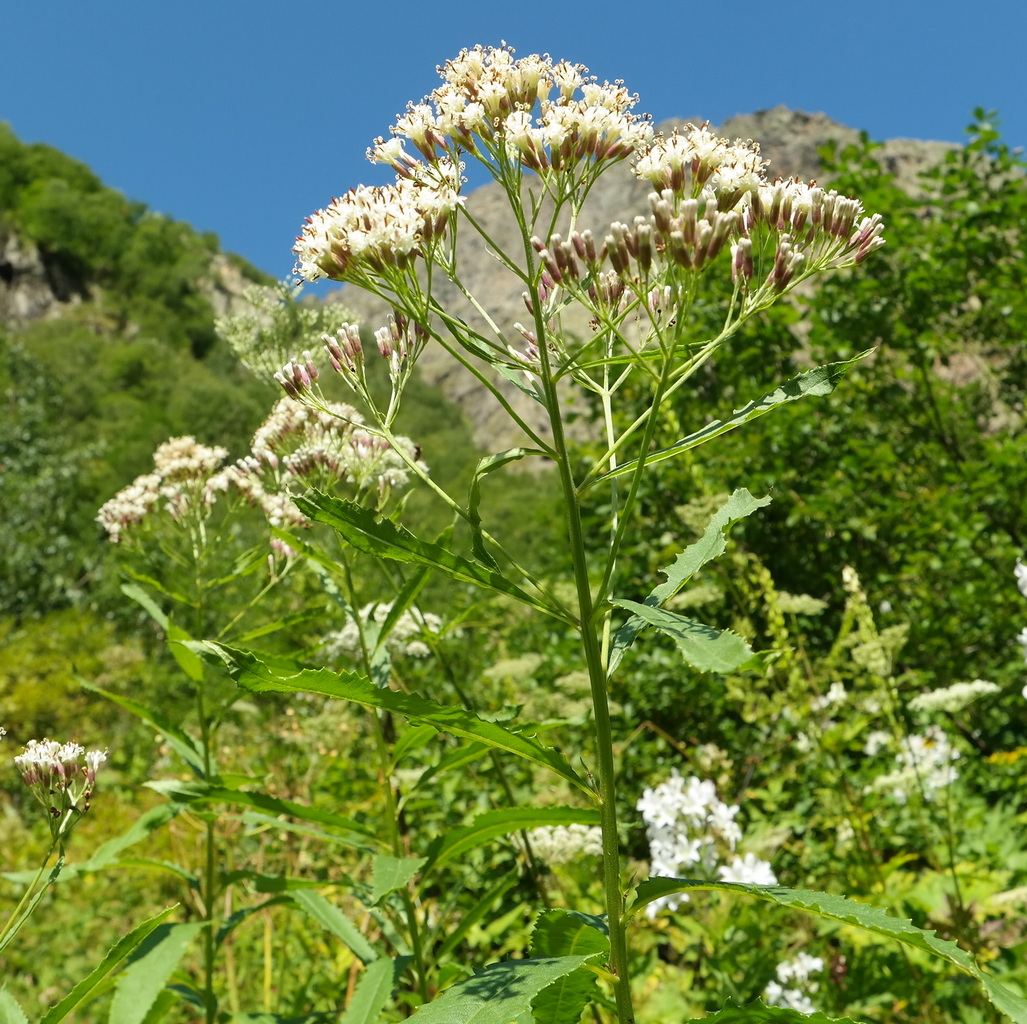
[635,221,653,274]
[303,351,319,381]
[731,239,753,283]
[649,192,673,235]
[274,371,299,398]
[667,230,693,269]
[375,325,393,359]
[292,360,311,390]
[539,248,563,284]
[522,291,535,315]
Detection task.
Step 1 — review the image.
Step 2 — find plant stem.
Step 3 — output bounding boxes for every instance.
[537,349,635,1022]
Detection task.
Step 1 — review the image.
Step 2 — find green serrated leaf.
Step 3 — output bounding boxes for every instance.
[425,808,601,873]
[119,583,169,630]
[166,621,206,683]
[407,956,599,1024]
[290,890,378,965]
[0,988,29,1024]
[192,643,591,796]
[294,491,561,618]
[39,906,179,1024]
[142,780,377,844]
[653,489,772,601]
[609,488,769,673]
[611,600,754,673]
[339,958,403,1024]
[370,855,427,905]
[530,911,610,1024]
[628,879,1027,1024]
[108,922,204,1024]
[694,999,867,1024]
[598,352,872,483]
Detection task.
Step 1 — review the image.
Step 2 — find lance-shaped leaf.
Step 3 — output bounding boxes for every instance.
[370,856,427,906]
[597,352,872,484]
[143,779,377,845]
[340,958,405,1024]
[38,906,179,1024]
[0,989,28,1024]
[691,1001,867,1024]
[108,922,204,1024]
[423,807,602,873]
[294,491,562,619]
[290,890,378,965]
[530,911,609,1024]
[611,601,754,674]
[628,878,1027,1024]
[609,489,769,674]
[407,955,602,1024]
[192,643,592,796]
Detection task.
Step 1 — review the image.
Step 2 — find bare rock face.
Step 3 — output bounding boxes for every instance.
[327,108,955,451]
[0,223,86,323]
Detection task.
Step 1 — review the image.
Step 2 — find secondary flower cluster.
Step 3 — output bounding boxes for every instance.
[295,43,656,286]
[863,724,961,803]
[98,400,425,554]
[637,770,776,917]
[322,601,444,663]
[518,823,603,865]
[14,739,107,843]
[377,44,653,179]
[763,952,825,1014]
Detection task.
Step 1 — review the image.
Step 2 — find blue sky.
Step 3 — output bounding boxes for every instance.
[2,0,1024,283]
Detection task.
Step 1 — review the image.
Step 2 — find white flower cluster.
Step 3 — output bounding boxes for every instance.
[637,770,776,917]
[908,678,1000,713]
[867,724,960,803]
[518,824,603,865]
[98,400,425,554]
[381,44,653,178]
[1014,559,1027,687]
[96,437,227,541]
[322,602,444,663]
[810,681,847,712]
[14,738,107,842]
[764,952,824,1015]
[296,44,656,286]
[293,159,463,283]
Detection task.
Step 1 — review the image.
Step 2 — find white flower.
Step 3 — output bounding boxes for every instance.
[1016,558,1027,598]
[519,824,603,865]
[764,953,823,1014]
[811,681,847,711]
[717,852,778,886]
[863,729,892,757]
[322,602,444,663]
[14,738,108,842]
[908,679,1000,713]
[1017,627,1027,664]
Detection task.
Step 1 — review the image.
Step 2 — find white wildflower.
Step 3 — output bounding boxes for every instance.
[323,602,444,663]
[908,679,1000,713]
[764,953,823,1015]
[1016,557,1027,598]
[810,681,847,711]
[518,824,603,865]
[717,852,777,885]
[14,738,108,843]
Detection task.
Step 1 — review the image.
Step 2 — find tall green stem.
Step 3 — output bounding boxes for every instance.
[533,346,635,1022]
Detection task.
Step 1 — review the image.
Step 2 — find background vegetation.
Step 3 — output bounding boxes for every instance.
[2,114,1026,1021]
